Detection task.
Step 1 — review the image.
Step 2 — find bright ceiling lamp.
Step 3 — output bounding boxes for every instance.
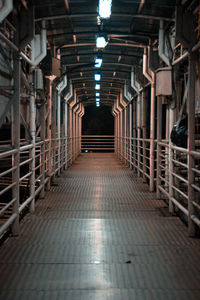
[96,92,100,97]
[95,58,103,68]
[96,98,100,102]
[96,102,100,107]
[99,0,112,19]
[96,36,107,48]
[95,84,100,90]
[95,74,101,81]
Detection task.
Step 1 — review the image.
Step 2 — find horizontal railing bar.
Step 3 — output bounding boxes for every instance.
[0,198,16,216]
[0,182,16,196]
[0,166,17,178]
[0,213,17,237]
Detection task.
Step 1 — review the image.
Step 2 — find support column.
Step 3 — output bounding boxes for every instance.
[64,102,68,169]
[117,114,119,156]
[57,92,61,175]
[137,94,141,177]
[79,116,82,153]
[150,73,155,192]
[124,106,127,164]
[169,104,175,213]
[47,80,52,190]
[69,107,73,164]
[133,99,137,172]
[188,52,196,236]
[142,90,147,182]
[39,102,45,198]
[156,96,162,198]
[29,76,36,212]
[129,103,133,168]
[52,86,57,175]
[11,43,20,236]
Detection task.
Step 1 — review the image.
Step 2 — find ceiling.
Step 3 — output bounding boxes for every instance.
[33,0,178,106]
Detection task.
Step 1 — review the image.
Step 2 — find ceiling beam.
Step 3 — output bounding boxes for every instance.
[61,51,143,58]
[60,42,146,49]
[35,13,174,22]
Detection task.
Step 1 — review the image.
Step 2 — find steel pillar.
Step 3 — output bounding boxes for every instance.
[29,77,36,212]
[47,80,53,190]
[39,102,45,198]
[129,103,133,168]
[52,86,57,176]
[169,104,175,213]
[11,35,20,236]
[64,102,68,169]
[57,92,61,175]
[156,96,162,198]
[137,94,141,177]
[150,73,155,192]
[142,90,147,182]
[188,52,196,236]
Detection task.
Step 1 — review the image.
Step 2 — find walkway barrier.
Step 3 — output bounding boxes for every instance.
[115,135,200,235]
[81,135,115,152]
[0,135,80,237]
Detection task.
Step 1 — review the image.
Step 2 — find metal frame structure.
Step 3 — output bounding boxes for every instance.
[0,0,200,239]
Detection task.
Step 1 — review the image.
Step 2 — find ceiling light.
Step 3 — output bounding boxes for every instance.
[96,98,100,102]
[96,103,100,107]
[96,36,107,48]
[95,74,101,81]
[95,58,103,68]
[96,92,100,97]
[99,0,112,19]
[95,84,100,90]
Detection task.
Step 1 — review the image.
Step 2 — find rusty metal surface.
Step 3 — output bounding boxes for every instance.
[0,153,200,300]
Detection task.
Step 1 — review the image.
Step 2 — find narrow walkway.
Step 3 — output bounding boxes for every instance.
[0,153,200,300]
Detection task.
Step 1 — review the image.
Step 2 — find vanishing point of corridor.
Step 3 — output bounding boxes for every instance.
[0,153,200,300]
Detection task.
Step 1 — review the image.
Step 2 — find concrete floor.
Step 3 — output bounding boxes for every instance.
[0,153,200,300]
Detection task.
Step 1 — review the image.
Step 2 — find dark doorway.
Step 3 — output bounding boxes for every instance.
[82,105,114,135]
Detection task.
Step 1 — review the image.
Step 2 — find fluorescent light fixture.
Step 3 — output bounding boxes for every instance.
[96,103,100,107]
[99,0,112,19]
[95,84,100,90]
[96,36,107,48]
[96,98,100,102]
[96,92,100,97]
[95,58,103,68]
[95,74,101,81]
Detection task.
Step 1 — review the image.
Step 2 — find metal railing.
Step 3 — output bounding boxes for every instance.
[115,135,200,234]
[0,135,80,237]
[81,135,115,152]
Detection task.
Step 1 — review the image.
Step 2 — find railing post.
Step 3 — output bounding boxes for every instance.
[29,74,36,213]
[52,85,57,175]
[142,90,147,182]
[169,104,175,213]
[133,99,137,172]
[64,102,68,169]
[129,103,132,169]
[137,94,141,177]
[69,107,73,164]
[156,96,162,198]
[57,91,61,175]
[124,106,127,164]
[47,80,52,190]
[188,52,196,236]
[39,102,45,198]
[150,73,155,192]
[11,28,20,235]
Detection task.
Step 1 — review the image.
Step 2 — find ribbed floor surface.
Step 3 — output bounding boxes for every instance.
[0,153,200,300]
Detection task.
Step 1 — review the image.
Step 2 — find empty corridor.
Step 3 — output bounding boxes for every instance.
[0,153,200,300]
